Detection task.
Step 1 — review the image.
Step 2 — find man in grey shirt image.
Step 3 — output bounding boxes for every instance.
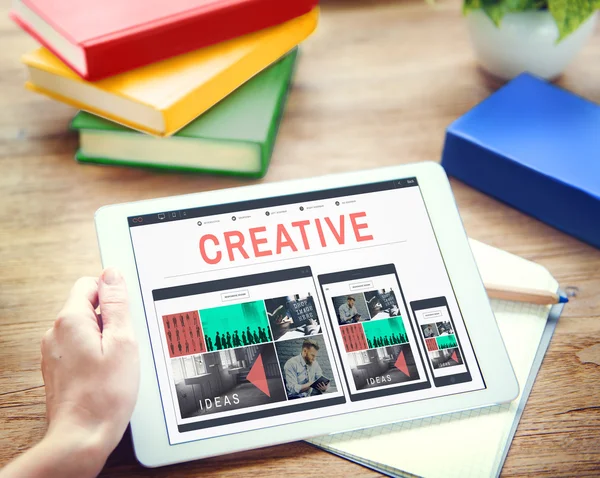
[283,339,329,399]
[338,296,361,324]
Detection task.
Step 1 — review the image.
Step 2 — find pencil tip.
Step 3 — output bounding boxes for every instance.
[559,295,569,304]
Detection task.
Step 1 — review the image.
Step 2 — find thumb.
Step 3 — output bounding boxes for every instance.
[98,267,132,337]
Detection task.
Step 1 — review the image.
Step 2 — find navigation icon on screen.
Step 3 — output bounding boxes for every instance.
[158,213,165,220]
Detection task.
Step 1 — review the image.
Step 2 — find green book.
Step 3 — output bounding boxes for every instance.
[70,49,298,178]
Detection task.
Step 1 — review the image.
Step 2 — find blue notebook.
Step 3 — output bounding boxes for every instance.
[441,73,600,249]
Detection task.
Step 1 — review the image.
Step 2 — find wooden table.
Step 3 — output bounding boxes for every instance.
[1,0,599,476]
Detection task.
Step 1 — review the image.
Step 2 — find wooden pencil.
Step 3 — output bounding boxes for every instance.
[485,283,568,305]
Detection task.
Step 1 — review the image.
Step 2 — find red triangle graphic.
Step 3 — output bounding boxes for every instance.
[451,350,458,363]
[246,353,270,397]
[394,350,409,376]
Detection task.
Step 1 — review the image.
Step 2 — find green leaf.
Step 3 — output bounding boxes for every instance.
[463,0,599,36]
[463,0,482,14]
[548,0,596,40]
[504,0,541,9]
[475,0,540,26]
[482,2,508,25]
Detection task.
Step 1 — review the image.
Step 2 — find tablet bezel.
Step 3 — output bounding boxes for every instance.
[95,161,518,467]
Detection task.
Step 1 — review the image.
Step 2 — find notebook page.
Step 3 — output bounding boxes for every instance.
[309,300,551,477]
[308,241,558,477]
[468,239,558,292]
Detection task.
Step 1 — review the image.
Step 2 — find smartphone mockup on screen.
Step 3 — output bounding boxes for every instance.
[319,264,431,401]
[410,297,473,387]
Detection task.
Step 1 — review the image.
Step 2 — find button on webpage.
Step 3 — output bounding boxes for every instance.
[424,310,442,319]
[349,281,373,291]
[220,289,250,302]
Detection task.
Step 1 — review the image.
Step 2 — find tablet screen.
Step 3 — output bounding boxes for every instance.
[128,178,485,445]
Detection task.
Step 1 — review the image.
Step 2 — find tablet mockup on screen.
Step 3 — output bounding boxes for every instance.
[94,162,518,467]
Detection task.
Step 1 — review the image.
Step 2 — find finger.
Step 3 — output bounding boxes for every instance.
[65,277,98,311]
[55,277,100,330]
[98,267,132,337]
[40,327,54,356]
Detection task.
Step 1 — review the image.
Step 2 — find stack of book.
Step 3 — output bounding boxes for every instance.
[11,0,319,178]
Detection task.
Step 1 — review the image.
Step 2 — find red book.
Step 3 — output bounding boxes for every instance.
[11,0,318,81]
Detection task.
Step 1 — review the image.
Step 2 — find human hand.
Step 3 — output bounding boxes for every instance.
[305,320,320,335]
[316,382,329,393]
[48,269,139,474]
[300,380,317,393]
[1,269,140,478]
[43,268,139,448]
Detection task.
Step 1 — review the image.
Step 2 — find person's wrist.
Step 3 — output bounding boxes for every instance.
[40,422,112,477]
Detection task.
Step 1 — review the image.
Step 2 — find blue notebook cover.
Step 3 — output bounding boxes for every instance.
[441,73,600,249]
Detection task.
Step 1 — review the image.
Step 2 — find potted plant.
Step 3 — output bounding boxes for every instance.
[464,0,599,80]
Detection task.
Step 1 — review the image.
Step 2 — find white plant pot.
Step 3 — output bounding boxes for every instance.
[466,10,598,80]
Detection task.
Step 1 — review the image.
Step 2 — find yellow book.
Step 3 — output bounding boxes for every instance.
[22,8,318,137]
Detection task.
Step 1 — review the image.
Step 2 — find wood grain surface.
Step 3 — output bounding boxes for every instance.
[1,0,599,476]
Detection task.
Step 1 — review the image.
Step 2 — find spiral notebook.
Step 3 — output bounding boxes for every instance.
[308,239,563,478]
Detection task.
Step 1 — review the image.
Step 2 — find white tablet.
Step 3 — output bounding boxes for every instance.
[95,162,517,467]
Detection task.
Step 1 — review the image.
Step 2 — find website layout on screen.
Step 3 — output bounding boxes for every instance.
[418,307,467,377]
[128,178,485,445]
[410,297,473,387]
[319,266,431,401]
